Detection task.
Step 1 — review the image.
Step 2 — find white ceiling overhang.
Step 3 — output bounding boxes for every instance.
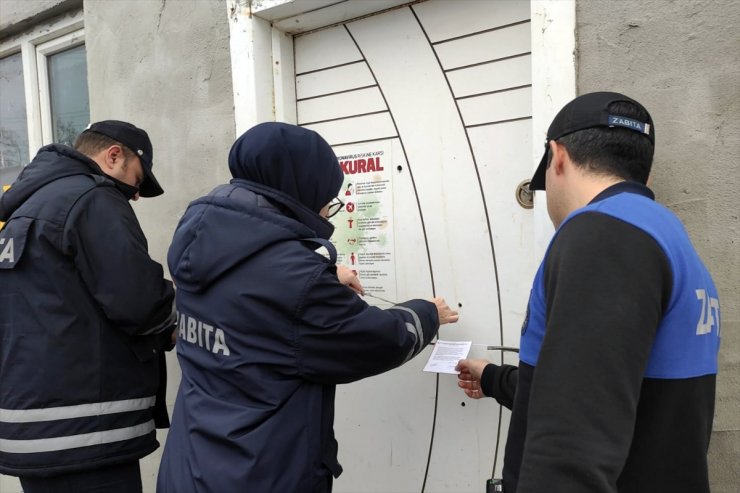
[251,0,418,34]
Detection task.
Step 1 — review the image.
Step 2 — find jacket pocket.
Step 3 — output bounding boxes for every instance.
[127,335,159,362]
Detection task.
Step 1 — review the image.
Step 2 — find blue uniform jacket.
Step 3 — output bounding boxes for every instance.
[158,181,439,493]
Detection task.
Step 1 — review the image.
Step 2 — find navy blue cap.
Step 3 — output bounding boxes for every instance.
[531,92,655,191]
[84,120,163,197]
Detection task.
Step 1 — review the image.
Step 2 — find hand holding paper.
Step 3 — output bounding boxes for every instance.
[456,358,490,399]
[423,340,472,374]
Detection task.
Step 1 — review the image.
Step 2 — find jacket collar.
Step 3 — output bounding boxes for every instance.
[590,181,655,205]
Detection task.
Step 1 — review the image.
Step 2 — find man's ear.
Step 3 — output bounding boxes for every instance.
[102,145,126,170]
[548,140,569,178]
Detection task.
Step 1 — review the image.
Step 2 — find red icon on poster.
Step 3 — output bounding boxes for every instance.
[345,202,355,213]
[348,218,353,229]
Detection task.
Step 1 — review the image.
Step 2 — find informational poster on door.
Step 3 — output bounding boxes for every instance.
[330,142,396,304]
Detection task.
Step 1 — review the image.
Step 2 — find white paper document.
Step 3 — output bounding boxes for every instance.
[423,340,472,374]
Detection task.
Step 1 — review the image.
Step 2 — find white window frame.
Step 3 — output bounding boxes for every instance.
[36,28,86,145]
[0,9,85,159]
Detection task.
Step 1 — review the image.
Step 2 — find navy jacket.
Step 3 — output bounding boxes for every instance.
[0,145,175,477]
[158,123,439,493]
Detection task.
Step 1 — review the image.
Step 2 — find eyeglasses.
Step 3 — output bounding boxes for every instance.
[326,197,344,219]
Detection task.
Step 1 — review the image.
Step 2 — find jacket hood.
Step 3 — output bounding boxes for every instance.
[0,144,138,220]
[0,145,97,220]
[228,122,343,239]
[168,183,318,293]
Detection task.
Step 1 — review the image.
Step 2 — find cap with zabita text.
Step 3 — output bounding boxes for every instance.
[530,92,654,191]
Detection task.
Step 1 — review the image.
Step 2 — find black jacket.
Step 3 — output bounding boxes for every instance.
[0,145,175,477]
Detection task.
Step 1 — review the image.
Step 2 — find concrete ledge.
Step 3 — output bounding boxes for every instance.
[0,0,82,41]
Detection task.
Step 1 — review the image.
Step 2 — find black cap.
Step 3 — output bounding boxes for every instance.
[530,92,655,191]
[83,120,164,197]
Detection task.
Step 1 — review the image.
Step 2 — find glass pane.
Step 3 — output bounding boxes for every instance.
[0,52,29,187]
[48,44,89,146]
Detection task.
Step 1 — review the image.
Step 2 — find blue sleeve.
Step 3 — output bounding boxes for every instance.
[295,263,439,385]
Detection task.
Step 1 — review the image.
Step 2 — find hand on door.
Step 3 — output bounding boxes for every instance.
[432,297,459,325]
[337,264,364,295]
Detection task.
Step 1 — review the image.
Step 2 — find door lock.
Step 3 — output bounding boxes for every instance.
[515,180,534,209]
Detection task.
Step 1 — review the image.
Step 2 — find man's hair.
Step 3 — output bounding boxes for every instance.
[555,101,655,184]
[74,132,135,160]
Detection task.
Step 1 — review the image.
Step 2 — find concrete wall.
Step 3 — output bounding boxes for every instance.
[576,0,740,491]
[83,0,235,489]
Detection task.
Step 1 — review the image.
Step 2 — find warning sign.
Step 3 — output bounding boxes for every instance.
[330,143,396,303]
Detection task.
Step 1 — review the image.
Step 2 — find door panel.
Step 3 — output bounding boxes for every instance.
[413,0,529,43]
[294,25,362,73]
[459,86,532,125]
[298,87,386,124]
[304,113,397,146]
[448,55,532,97]
[296,60,374,99]
[434,21,531,68]
[293,1,534,490]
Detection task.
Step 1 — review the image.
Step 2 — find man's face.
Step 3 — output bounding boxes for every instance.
[109,151,144,201]
[90,145,145,201]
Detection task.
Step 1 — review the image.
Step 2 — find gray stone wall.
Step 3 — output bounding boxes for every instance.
[576,1,740,490]
[84,0,235,266]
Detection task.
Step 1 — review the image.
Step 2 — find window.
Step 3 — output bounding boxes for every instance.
[48,44,90,146]
[0,52,28,185]
[0,10,88,187]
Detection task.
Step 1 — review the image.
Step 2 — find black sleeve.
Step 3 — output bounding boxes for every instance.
[516,212,671,493]
[480,364,518,409]
[295,263,439,385]
[63,187,176,337]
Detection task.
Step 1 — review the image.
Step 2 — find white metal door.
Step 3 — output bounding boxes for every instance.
[293,2,533,491]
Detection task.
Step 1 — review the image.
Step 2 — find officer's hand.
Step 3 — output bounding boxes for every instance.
[455,358,490,399]
[432,297,459,325]
[337,264,364,295]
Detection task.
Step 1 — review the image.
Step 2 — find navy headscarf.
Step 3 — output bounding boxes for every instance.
[228,122,343,239]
